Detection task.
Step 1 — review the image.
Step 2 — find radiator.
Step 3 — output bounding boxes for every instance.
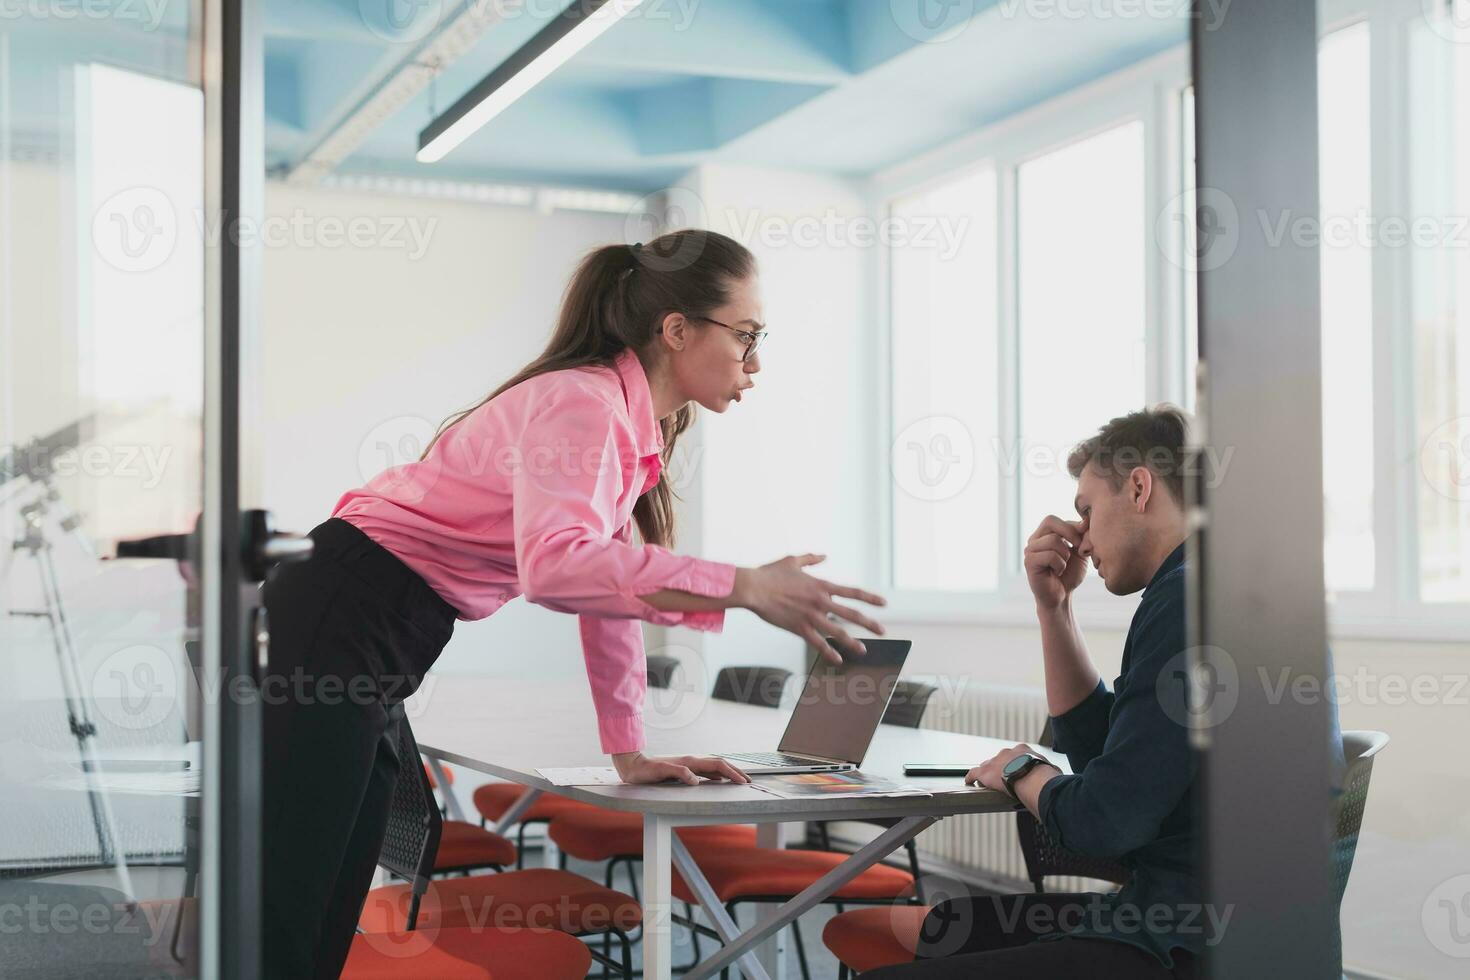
[907,682,1103,894]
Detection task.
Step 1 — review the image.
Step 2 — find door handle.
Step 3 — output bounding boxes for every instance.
[116,509,312,584]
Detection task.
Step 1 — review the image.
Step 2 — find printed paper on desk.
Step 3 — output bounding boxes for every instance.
[535,767,624,786]
[748,770,932,800]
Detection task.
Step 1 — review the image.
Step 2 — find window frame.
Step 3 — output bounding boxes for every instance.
[872,5,1470,641]
[870,48,1190,631]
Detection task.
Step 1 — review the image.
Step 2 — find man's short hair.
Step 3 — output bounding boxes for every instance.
[1066,406,1192,504]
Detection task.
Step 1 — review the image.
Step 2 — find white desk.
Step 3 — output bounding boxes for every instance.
[410,675,1047,980]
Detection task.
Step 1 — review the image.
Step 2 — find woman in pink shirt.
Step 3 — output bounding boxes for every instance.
[260,228,887,979]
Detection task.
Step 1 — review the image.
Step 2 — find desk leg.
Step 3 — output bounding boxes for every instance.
[424,758,467,822]
[643,814,674,980]
[754,822,788,979]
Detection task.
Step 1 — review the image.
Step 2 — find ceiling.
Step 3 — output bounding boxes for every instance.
[8,1,1188,193]
[263,0,1187,191]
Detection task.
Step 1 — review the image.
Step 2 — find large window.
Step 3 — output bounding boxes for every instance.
[883,67,1172,608]
[1017,121,1147,537]
[889,166,1000,592]
[1318,23,1376,595]
[885,5,1470,629]
[1410,2,1470,603]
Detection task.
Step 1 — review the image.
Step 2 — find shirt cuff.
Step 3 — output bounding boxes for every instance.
[598,711,646,755]
[630,559,737,632]
[1049,679,1110,754]
[1037,771,1078,835]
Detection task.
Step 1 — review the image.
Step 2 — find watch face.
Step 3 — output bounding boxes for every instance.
[1002,754,1035,779]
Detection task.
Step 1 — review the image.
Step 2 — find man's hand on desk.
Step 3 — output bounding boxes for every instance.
[611,751,752,786]
[964,744,1062,819]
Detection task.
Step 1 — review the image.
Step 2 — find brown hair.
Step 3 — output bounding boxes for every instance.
[421,228,756,548]
[1066,405,1192,504]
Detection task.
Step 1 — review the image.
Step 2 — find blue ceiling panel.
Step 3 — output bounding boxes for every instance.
[6,2,1191,194]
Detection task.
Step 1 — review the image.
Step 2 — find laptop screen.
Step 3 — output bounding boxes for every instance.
[776,638,912,765]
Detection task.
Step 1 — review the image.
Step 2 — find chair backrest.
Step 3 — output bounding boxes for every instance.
[377,709,443,929]
[1015,810,1133,891]
[1328,731,1388,973]
[1017,720,1131,891]
[712,665,792,709]
[881,679,937,729]
[646,654,680,690]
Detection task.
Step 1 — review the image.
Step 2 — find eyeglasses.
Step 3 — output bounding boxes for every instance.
[689,316,768,362]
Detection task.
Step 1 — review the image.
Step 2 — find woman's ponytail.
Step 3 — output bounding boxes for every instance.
[422,229,756,548]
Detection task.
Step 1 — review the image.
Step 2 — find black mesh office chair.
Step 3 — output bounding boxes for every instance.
[646,654,680,690]
[711,665,792,708]
[373,710,636,977]
[1016,721,1132,892]
[1328,731,1388,974]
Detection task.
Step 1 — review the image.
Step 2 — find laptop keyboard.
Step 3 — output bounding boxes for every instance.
[723,752,831,767]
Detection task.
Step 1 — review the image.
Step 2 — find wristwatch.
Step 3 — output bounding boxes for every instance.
[1001,752,1057,798]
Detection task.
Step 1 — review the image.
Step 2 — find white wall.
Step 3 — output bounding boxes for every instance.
[258,182,632,687]
[652,163,879,687]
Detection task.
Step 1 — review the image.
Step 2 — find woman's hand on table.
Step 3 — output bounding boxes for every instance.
[611,751,751,786]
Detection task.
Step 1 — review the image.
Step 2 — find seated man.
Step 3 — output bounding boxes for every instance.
[873,406,1207,979]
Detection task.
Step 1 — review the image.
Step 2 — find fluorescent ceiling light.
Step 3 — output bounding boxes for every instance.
[417,0,645,164]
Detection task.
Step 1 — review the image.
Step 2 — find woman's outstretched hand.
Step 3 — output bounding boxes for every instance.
[612,752,750,786]
[733,554,887,664]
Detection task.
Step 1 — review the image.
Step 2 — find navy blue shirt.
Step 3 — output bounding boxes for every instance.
[1036,544,1201,965]
[1035,543,1347,966]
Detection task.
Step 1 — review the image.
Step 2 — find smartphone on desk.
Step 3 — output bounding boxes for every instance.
[902,763,972,778]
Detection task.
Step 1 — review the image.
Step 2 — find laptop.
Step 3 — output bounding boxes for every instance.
[719,638,912,774]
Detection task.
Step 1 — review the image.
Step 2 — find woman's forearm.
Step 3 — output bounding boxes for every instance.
[638,568,750,612]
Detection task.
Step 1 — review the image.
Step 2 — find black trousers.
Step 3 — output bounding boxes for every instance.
[865,894,1199,980]
[261,518,457,980]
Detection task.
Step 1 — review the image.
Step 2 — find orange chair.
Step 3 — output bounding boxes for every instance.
[423,761,454,791]
[821,904,930,978]
[672,839,917,980]
[345,718,600,980]
[365,716,641,976]
[433,819,518,876]
[422,762,521,876]
[471,782,597,869]
[343,926,591,980]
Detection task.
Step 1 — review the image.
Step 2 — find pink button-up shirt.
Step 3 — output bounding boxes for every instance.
[332,348,737,754]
